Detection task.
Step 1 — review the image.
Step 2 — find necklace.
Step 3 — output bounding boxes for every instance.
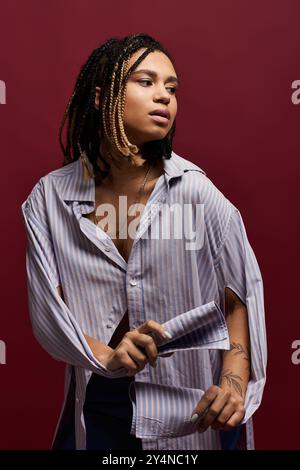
[93,161,153,238]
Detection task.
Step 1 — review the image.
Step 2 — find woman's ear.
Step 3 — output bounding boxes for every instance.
[95,86,101,111]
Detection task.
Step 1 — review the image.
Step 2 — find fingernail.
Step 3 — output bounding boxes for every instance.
[190,413,199,423]
[163,330,173,339]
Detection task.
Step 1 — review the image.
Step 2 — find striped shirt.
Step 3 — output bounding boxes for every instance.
[20,150,267,450]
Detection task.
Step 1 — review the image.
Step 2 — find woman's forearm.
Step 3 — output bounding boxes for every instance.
[219,288,251,401]
[83,334,113,363]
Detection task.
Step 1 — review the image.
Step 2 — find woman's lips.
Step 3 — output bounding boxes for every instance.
[149,114,170,124]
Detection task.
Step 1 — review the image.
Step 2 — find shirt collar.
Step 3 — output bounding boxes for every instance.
[59,150,206,202]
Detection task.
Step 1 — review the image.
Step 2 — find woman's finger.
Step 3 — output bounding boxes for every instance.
[127,331,158,365]
[137,319,171,340]
[220,406,245,430]
[190,385,220,425]
[196,389,231,433]
[210,402,236,430]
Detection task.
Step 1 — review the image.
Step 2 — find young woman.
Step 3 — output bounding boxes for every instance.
[21,33,267,450]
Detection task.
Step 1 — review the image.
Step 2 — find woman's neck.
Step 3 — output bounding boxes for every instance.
[96,141,164,189]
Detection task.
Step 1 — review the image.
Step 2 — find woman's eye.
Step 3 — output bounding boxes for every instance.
[139,79,152,86]
[138,80,177,94]
[167,87,177,94]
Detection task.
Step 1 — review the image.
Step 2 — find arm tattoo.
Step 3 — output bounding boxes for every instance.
[220,368,243,397]
[230,342,251,371]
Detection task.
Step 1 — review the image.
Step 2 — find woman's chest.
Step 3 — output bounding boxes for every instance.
[83,182,159,263]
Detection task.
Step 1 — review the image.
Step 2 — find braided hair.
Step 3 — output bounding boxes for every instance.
[58,33,177,180]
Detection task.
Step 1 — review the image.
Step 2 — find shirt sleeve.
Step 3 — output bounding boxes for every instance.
[213,204,267,424]
[21,178,128,379]
[148,300,230,354]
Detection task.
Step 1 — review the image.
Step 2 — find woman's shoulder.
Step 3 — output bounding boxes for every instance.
[46,160,78,179]
[21,160,78,217]
[174,152,234,209]
[174,152,238,254]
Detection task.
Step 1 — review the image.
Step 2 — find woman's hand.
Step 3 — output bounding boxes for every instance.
[190,384,246,433]
[190,289,250,433]
[100,320,171,377]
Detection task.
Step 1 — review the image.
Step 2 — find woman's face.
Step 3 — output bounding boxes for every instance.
[122,48,178,146]
[95,48,178,147]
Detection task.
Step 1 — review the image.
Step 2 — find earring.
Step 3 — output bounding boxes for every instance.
[79,148,95,180]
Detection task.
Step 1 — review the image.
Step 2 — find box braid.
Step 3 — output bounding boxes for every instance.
[59,33,177,180]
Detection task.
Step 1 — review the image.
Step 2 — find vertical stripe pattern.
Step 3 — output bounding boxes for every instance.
[20,151,267,450]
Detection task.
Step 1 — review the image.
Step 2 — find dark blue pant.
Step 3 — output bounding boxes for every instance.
[220,424,245,450]
[52,368,143,450]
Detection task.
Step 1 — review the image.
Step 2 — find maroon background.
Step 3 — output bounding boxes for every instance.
[1,0,299,450]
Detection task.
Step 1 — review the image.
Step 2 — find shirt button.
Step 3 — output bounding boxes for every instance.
[130,279,137,286]
[105,246,111,252]
[75,397,80,403]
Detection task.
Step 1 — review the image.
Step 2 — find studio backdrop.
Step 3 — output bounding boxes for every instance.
[0,0,299,450]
